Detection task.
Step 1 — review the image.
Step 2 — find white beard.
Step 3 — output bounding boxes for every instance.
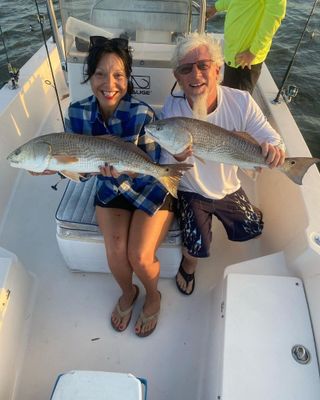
[191,92,208,121]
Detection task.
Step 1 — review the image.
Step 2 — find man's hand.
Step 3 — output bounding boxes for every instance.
[206,5,217,21]
[235,50,256,69]
[261,142,285,168]
[174,145,193,162]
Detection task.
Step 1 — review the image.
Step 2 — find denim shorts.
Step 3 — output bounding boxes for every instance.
[178,188,264,258]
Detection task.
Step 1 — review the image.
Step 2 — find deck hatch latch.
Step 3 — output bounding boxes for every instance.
[291,344,311,364]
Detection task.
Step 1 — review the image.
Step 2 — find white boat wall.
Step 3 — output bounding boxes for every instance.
[0,1,320,399]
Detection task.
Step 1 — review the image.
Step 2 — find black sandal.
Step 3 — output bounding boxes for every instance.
[175,257,195,295]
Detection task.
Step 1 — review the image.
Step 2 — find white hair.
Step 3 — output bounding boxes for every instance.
[171,32,224,70]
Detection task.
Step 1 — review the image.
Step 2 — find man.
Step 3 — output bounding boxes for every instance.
[207,0,286,93]
[161,33,285,295]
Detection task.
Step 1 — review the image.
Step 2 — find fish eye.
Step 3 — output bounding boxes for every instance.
[14,148,21,156]
[156,126,161,131]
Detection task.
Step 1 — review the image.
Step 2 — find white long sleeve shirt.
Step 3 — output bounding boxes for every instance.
[160,85,284,199]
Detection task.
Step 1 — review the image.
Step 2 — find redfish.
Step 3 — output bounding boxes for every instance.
[145,117,319,185]
[7,132,193,198]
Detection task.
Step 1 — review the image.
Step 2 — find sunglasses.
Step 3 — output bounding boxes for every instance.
[175,59,214,75]
[89,36,129,50]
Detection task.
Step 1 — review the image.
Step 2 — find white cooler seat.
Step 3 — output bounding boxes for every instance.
[55,178,182,277]
[50,370,147,400]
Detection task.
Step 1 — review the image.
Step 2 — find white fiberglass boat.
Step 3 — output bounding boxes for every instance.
[0,1,320,399]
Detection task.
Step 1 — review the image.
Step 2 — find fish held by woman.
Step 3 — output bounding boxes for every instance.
[6,132,193,198]
[145,117,320,185]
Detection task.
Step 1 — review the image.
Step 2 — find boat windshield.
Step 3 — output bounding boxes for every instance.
[60,0,200,60]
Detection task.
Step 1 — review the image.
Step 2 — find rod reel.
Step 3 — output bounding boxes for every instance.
[0,25,20,89]
[282,84,299,103]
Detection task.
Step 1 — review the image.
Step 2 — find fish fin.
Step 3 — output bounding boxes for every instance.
[53,155,79,164]
[60,170,84,182]
[240,168,261,180]
[158,163,193,198]
[158,176,180,198]
[282,157,320,185]
[194,155,206,164]
[233,131,260,146]
[98,135,153,162]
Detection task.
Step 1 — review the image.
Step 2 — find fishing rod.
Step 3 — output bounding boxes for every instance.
[34,0,66,132]
[273,0,319,103]
[0,25,20,89]
[33,0,68,191]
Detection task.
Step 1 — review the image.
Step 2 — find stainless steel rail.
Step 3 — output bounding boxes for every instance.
[46,0,67,73]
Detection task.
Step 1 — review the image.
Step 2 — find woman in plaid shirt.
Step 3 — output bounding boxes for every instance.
[65,36,174,337]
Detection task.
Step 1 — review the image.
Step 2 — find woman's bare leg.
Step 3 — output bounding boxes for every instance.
[96,206,137,330]
[128,209,174,335]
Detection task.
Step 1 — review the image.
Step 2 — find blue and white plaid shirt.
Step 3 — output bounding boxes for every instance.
[65,94,168,215]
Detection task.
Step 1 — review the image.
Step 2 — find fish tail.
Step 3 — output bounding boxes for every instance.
[282,157,320,185]
[158,163,193,198]
[158,176,180,198]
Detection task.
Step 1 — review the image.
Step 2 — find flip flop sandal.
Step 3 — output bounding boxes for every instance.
[176,257,195,295]
[135,292,161,338]
[111,284,139,332]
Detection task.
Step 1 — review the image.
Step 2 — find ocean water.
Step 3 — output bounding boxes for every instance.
[0,0,319,159]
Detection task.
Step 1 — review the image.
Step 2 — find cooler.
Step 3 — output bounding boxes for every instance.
[55,178,182,277]
[50,370,147,400]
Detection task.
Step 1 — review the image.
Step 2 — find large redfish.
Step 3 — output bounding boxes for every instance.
[145,117,319,185]
[7,132,193,198]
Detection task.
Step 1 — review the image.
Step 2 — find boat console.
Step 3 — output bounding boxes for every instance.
[61,0,200,107]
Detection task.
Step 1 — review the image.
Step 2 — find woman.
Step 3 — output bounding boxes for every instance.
[64,36,175,337]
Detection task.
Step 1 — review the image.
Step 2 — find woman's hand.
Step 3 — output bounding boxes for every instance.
[99,164,121,178]
[98,164,138,178]
[261,142,285,168]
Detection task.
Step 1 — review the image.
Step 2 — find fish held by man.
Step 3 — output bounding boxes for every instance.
[6,132,193,198]
[145,117,320,185]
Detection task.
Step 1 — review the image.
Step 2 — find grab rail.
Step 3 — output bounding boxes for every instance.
[197,0,206,33]
[45,0,67,74]
[190,1,206,33]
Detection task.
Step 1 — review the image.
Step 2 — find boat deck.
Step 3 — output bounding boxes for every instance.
[2,60,320,399]
[0,101,265,400]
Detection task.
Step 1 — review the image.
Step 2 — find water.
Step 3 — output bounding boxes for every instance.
[0,0,319,159]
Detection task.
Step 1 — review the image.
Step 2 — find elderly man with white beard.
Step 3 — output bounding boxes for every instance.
[160,33,285,295]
